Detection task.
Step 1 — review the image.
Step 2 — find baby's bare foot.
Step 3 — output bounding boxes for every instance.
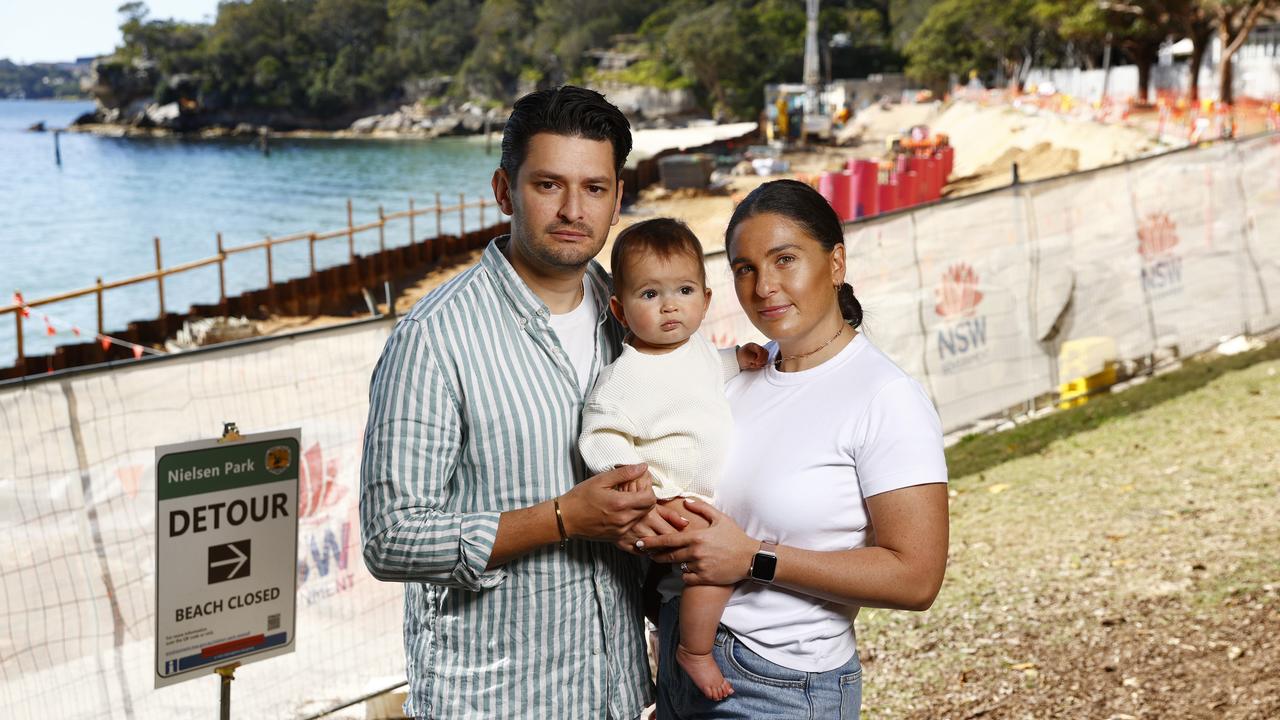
[676,643,734,701]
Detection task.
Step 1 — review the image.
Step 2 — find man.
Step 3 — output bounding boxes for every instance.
[360,86,671,718]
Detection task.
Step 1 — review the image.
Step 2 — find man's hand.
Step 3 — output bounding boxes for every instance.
[736,343,770,370]
[559,464,658,542]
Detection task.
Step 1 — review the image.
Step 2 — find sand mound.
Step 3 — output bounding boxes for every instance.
[838,101,942,146]
[944,142,1082,196]
[934,101,1154,179]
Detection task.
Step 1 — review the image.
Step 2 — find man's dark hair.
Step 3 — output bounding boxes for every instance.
[611,218,706,294]
[500,85,633,181]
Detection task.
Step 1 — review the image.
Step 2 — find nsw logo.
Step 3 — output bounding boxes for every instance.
[1137,212,1183,296]
[935,263,984,319]
[934,263,989,371]
[299,442,347,520]
[295,441,356,606]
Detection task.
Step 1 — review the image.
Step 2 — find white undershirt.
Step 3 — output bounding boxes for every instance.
[715,333,948,672]
[547,277,598,393]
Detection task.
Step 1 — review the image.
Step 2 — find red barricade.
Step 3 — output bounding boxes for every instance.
[818,171,853,221]
[849,160,879,218]
[898,170,920,208]
[878,180,897,214]
[939,146,955,179]
[924,157,942,201]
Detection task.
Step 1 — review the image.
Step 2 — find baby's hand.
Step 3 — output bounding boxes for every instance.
[737,343,770,370]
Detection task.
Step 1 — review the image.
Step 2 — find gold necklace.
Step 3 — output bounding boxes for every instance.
[776,323,847,366]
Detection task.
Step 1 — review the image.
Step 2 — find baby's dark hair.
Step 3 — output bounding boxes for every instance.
[610,218,707,294]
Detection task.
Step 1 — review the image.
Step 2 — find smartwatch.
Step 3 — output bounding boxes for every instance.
[749,541,778,584]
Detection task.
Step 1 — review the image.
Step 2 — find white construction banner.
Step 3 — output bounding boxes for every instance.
[1128,145,1252,355]
[1235,134,1280,334]
[2,321,403,719]
[845,213,929,382]
[913,192,1053,428]
[1027,167,1153,363]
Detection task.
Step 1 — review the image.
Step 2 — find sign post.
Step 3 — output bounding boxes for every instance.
[154,423,300,706]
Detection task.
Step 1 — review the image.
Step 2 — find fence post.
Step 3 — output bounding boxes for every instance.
[154,236,166,336]
[95,276,104,342]
[308,232,319,311]
[435,193,443,261]
[14,309,23,372]
[378,205,387,284]
[347,198,355,263]
[480,198,486,232]
[216,233,227,315]
[408,197,415,246]
[459,193,466,240]
[378,205,386,254]
[265,236,275,311]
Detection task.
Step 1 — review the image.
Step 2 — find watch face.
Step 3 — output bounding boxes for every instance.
[752,552,778,582]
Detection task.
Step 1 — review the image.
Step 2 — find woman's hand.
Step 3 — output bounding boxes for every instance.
[614,503,690,555]
[636,499,758,586]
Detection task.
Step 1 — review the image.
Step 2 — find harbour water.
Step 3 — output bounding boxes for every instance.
[0,99,500,365]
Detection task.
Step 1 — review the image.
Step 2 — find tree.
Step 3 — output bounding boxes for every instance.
[457,0,535,99]
[1026,0,1172,104]
[1162,0,1214,102]
[1205,0,1277,104]
[93,0,933,125]
[651,0,810,120]
[906,0,1041,89]
[387,0,481,78]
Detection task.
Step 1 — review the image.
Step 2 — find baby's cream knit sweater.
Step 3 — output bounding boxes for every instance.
[579,333,739,500]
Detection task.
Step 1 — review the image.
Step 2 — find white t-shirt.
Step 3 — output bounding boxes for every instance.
[717,332,947,672]
[547,278,598,393]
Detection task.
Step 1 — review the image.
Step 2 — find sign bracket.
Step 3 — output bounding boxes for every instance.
[219,422,242,444]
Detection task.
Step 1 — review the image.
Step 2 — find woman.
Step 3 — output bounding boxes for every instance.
[638,179,950,719]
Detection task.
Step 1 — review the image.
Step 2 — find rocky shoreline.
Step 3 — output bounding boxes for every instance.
[65,99,503,140]
[62,57,704,141]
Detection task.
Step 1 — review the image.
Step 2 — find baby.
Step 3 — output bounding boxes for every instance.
[579,218,767,701]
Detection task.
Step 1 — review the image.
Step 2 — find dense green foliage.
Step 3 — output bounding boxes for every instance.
[0,60,84,99]
[104,0,920,121]
[904,0,1279,96]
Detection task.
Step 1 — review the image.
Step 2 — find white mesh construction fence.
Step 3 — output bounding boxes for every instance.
[1,134,1278,719]
[1,321,404,719]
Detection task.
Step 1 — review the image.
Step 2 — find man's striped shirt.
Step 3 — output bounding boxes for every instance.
[360,237,651,719]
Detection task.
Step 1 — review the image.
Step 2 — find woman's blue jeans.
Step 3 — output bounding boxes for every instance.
[655,598,862,719]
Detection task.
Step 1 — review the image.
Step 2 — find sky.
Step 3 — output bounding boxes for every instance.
[1,1,222,64]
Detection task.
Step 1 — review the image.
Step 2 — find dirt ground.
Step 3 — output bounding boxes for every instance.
[856,356,1280,718]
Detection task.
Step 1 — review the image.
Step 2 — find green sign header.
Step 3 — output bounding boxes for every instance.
[157,437,300,500]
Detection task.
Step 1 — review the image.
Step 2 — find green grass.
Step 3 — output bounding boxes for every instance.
[945,339,1280,480]
[856,341,1280,718]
